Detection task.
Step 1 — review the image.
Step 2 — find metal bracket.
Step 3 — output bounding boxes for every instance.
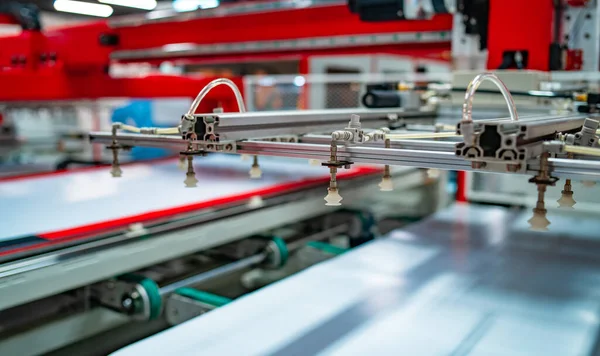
[321,160,353,169]
[165,294,215,326]
[92,280,151,321]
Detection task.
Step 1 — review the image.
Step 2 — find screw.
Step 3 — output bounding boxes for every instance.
[506,164,521,172]
[471,161,486,169]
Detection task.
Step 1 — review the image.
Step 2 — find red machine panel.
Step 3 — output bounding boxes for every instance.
[487,0,554,71]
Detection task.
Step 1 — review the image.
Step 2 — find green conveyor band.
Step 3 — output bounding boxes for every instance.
[175,287,232,307]
[271,236,289,268]
[306,241,349,256]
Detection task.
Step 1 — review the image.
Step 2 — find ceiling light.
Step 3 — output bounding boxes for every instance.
[173,0,219,12]
[99,0,158,11]
[53,0,114,17]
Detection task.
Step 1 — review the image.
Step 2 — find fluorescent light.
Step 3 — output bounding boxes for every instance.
[53,0,114,17]
[163,43,196,52]
[173,0,198,12]
[173,0,219,12]
[293,76,306,87]
[198,0,219,9]
[99,0,157,11]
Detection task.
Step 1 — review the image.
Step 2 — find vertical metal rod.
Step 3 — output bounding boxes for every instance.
[329,142,338,189]
[384,138,391,178]
[187,155,194,175]
[159,253,267,296]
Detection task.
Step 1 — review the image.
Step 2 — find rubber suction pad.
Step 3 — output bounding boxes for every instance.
[184,173,198,188]
[111,165,122,178]
[557,193,576,208]
[378,176,393,191]
[249,166,262,179]
[528,212,550,231]
[324,188,342,206]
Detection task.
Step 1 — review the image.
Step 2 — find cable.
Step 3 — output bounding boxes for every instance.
[186,78,246,117]
[462,72,519,123]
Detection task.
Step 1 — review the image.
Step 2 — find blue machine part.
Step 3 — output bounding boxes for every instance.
[111,100,177,160]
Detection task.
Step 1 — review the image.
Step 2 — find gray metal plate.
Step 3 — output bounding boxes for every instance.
[112,204,600,356]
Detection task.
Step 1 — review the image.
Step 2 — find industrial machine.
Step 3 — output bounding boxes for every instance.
[3,0,600,355]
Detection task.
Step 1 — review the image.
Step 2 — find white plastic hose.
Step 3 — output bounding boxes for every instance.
[155,127,180,135]
[462,73,519,123]
[119,124,141,133]
[117,123,180,135]
[186,78,246,116]
[564,145,600,157]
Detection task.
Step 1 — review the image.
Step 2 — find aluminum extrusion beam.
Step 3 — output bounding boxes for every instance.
[457,114,589,140]
[195,108,437,141]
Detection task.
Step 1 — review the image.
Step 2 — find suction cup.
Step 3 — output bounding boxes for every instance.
[324,187,342,206]
[378,176,393,191]
[184,173,198,188]
[111,165,122,178]
[528,211,550,231]
[557,193,576,208]
[249,165,262,179]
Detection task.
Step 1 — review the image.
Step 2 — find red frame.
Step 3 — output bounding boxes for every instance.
[0,4,452,102]
[486,0,555,71]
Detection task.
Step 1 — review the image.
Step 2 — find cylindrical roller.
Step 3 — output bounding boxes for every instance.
[362,91,401,108]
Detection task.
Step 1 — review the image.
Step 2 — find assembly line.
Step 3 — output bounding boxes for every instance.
[2,0,600,355]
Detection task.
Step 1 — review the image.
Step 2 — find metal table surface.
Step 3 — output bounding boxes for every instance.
[113,204,600,356]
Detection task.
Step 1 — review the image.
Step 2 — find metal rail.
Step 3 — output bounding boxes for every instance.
[159,253,267,295]
[89,131,600,180]
[300,134,458,152]
[110,31,450,61]
[196,107,437,141]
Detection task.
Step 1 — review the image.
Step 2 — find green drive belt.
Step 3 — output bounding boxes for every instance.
[306,241,349,256]
[175,287,232,307]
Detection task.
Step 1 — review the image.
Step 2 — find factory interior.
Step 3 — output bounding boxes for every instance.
[3,0,600,355]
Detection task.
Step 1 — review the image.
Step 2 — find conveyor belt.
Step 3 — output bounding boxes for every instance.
[113,204,600,356]
[0,154,378,259]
